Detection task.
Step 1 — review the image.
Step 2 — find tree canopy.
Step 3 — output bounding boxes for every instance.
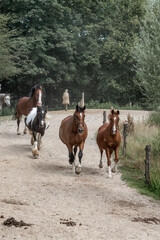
[133,0,160,109]
[0,0,151,108]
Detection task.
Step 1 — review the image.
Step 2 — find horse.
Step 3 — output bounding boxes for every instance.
[25,105,49,158]
[0,94,10,110]
[96,109,121,178]
[13,85,43,135]
[59,104,88,174]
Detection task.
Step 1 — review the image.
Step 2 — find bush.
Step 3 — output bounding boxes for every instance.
[148,111,160,127]
[0,107,14,116]
[86,100,142,110]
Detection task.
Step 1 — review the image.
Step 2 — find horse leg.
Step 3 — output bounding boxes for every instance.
[32,131,39,158]
[75,142,84,174]
[38,133,42,150]
[28,130,34,145]
[23,125,27,135]
[65,104,68,111]
[105,149,112,177]
[68,145,74,165]
[99,149,103,168]
[72,146,77,172]
[112,147,119,173]
[17,112,22,135]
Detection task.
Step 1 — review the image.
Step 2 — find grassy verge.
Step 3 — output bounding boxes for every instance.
[119,116,160,200]
[119,157,160,200]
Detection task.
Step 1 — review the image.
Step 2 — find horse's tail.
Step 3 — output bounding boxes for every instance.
[12,111,17,120]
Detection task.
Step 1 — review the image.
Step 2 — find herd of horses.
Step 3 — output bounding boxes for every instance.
[2,84,121,177]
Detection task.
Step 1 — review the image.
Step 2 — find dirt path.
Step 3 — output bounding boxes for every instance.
[0,109,160,240]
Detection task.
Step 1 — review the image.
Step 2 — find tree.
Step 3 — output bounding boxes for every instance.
[133,0,160,109]
[0,14,20,81]
[0,0,147,107]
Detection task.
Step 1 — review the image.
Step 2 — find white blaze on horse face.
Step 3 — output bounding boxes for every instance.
[41,110,45,126]
[80,113,82,121]
[112,117,117,134]
[38,91,42,106]
[4,95,10,106]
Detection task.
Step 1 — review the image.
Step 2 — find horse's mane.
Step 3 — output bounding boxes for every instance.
[30,85,42,97]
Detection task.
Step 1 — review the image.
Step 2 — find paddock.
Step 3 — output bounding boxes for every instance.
[0,109,160,240]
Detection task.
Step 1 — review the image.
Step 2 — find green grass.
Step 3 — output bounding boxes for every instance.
[119,158,160,200]
[119,120,160,200]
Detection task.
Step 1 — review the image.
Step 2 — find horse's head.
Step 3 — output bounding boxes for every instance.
[4,94,11,107]
[75,104,86,133]
[109,109,120,135]
[37,105,47,128]
[31,85,43,106]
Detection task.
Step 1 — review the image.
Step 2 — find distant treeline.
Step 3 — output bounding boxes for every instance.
[0,0,160,109]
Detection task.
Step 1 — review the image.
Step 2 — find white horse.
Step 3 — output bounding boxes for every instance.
[0,94,11,110]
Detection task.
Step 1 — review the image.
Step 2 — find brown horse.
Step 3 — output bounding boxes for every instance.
[13,85,43,135]
[59,105,88,174]
[96,109,121,177]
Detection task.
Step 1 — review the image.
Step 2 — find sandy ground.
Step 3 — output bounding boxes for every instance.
[0,109,160,240]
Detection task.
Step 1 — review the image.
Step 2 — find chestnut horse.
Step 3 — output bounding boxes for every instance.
[59,105,88,174]
[96,109,121,177]
[13,85,43,135]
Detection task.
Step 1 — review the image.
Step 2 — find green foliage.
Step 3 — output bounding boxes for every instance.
[133,0,160,108]
[0,14,20,80]
[86,100,142,110]
[0,0,147,107]
[0,107,14,116]
[148,111,160,127]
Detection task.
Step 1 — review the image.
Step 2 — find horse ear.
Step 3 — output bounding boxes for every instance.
[117,110,120,115]
[76,104,79,111]
[37,105,41,111]
[111,109,114,114]
[45,105,48,112]
[83,105,86,111]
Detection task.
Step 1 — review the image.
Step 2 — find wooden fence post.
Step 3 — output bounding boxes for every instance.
[122,123,128,155]
[145,145,151,186]
[103,111,106,124]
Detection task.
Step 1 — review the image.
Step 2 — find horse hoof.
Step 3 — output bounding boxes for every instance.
[23,131,27,135]
[75,166,81,174]
[99,163,103,168]
[111,166,117,173]
[17,132,21,135]
[69,159,73,165]
[32,150,39,158]
[108,174,112,178]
